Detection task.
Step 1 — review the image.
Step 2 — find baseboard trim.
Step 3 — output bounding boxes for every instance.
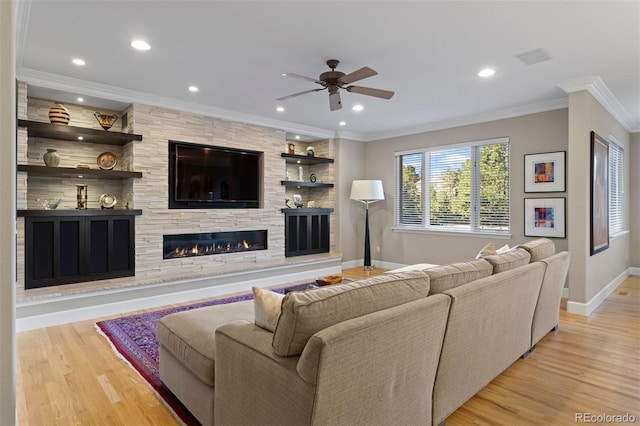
[566,268,630,316]
[17,257,341,332]
[562,287,568,299]
[630,266,640,276]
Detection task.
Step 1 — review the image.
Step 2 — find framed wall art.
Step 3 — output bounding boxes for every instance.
[524,151,566,192]
[590,131,609,255]
[524,197,566,238]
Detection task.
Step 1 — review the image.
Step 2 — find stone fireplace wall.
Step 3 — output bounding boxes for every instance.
[129,102,287,277]
[15,81,337,294]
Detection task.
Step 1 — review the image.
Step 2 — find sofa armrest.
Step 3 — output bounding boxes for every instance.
[214,320,315,426]
[531,251,571,344]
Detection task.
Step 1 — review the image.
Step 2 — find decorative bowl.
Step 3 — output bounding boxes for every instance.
[36,198,63,210]
[94,112,118,130]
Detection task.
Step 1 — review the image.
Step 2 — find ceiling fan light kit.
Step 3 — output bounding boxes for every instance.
[278,59,394,111]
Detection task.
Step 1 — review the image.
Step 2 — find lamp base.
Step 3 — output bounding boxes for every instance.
[363,265,375,271]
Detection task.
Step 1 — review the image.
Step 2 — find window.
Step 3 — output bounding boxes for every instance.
[609,138,624,235]
[395,137,510,234]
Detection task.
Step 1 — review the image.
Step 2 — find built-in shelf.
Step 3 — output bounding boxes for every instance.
[281,208,334,213]
[281,181,334,188]
[281,153,334,165]
[17,119,142,146]
[17,164,142,180]
[17,209,142,217]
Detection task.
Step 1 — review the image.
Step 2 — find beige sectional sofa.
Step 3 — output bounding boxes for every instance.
[156,238,569,426]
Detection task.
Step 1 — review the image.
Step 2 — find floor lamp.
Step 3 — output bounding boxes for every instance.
[350,180,385,270]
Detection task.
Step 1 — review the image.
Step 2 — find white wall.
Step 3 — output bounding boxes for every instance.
[356,109,569,266]
[0,0,17,423]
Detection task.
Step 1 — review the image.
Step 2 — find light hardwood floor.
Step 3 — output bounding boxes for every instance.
[16,270,639,425]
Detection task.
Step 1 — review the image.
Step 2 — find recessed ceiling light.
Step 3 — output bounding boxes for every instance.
[295,135,300,140]
[276,106,285,112]
[72,58,85,66]
[77,136,83,140]
[352,104,364,112]
[188,86,199,93]
[131,40,151,51]
[76,97,84,102]
[477,68,496,78]
[339,121,346,126]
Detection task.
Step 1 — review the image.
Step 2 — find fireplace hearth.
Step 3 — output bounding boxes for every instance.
[163,230,267,259]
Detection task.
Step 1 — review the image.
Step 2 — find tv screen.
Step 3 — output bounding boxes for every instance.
[169,141,262,209]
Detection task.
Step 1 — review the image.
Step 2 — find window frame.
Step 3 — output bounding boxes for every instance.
[393,137,511,237]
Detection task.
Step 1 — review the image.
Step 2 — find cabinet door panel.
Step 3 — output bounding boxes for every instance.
[89,219,109,275]
[59,220,81,277]
[31,221,54,281]
[112,219,132,271]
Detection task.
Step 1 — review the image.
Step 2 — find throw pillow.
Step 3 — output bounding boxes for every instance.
[496,244,511,254]
[475,242,496,259]
[252,287,284,332]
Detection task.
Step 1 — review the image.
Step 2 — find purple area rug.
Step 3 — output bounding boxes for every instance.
[95,287,287,425]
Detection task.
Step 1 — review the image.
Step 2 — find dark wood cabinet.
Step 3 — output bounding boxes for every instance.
[283,208,332,257]
[25,211,139,289]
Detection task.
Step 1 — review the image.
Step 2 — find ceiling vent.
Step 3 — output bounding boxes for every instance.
[515,48,553,66]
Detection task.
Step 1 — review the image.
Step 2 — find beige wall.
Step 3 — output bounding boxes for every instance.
[630,133,640,267]
[358,109,569,266]
[0,0,17,422]
[335,137,367,263]
[566,91,631,305]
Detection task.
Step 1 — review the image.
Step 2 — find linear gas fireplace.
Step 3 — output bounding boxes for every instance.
[163,230,267,259]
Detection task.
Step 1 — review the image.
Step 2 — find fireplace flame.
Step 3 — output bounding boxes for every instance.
[166,239,263,259]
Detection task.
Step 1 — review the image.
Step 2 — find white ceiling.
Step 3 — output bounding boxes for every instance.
[16,1,640,141]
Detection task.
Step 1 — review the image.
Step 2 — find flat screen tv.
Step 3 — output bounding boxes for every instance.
[169,140,262,209]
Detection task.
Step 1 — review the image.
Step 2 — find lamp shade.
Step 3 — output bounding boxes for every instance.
[350,180,385,202]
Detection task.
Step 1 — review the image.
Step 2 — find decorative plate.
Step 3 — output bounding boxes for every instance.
[97,152,118,170]
[99,193,117,209]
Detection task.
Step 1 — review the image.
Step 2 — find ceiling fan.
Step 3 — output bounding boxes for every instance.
[277,59,394,111]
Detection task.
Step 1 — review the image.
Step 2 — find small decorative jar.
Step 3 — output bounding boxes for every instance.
[306,146,315,157]
[42,149,60,167]
[48,103,70,125]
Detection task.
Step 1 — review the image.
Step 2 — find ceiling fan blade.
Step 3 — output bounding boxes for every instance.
[282,73,325,85]
[276,88,324,101]
[346,85,395,99]
[329,91,342,111]
[339,67,377,84]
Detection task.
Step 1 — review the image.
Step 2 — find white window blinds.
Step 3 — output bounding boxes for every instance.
[395,138,509,234]
[609,139,624,235]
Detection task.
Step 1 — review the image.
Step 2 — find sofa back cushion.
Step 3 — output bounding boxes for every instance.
[483,248,531,273]
[520,238,556,262]
[426,259,493,295]
[272,271,431,356]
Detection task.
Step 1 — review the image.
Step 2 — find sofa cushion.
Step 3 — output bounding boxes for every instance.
[272,271,431,357]
[252,286,284,332]
[520,238,556,262]
[426,259,493,295]
[484,248,531,273]
[156,300,254,386]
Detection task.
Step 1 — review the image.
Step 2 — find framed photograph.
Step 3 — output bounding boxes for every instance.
[524,151,566,192]
[524,197,566,238]
[590,131,609,255]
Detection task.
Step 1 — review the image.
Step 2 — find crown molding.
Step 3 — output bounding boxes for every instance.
[557,75,640,133]
[15,0,31,68]
[362,97,569,142]
[16,68,337,140]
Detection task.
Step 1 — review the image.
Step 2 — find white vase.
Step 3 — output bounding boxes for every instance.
[42,149,60,167]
